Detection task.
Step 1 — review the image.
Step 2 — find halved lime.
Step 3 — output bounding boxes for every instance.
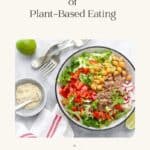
[125,112,135,129]
[16,39,36,56]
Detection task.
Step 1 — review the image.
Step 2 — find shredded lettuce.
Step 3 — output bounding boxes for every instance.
[66,109,81,121]
[70,56,80,71]
[66,96,75,110]
[93,51,112,63]
[82,116,100,128]
[115,110,129,119]
[91,99,99,110]
[59,57,80,85]
[58,66,72,85]
[79,73,93,85]
[111,89,125,105]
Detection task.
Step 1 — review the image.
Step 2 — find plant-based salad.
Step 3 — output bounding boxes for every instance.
[58,50,134,128]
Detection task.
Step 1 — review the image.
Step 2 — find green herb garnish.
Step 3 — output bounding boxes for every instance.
[79,73,93,85]
[111,89,124,105]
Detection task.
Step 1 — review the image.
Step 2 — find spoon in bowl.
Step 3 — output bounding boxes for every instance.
[15,99,32,111]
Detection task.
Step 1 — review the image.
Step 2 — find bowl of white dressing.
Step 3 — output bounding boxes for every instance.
[15,78,47,117]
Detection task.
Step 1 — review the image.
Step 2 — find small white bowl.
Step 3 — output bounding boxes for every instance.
[15,78,47,117]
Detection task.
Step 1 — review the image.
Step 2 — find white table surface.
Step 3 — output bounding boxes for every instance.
[15,39,135,137]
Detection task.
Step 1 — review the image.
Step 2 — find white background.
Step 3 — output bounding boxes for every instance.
[0,0,150,149]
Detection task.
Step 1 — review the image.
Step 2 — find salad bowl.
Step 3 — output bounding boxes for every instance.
[55,46,135,130]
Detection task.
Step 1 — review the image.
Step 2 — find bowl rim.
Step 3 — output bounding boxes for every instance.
[15,78,47,117]
[55,46,135,131]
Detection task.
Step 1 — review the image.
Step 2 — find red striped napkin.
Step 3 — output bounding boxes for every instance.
[16,105,74,138]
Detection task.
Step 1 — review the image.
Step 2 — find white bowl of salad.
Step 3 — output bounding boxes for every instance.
[56,46,135,130]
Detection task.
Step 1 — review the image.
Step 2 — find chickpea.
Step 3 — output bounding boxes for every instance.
[126,74,132,81]
[113,71,119,76]
[94,80,100,84]
[119,57,124,61]
[111,67,116,73]
[96,76,102,80]
[106,67,112,73]
[90,69,95,74]
[122,70,127,76]
[97,85,103,90]
[112,56,118,61]
[112,61,118,66]
[118,61,125,68]
[98,64,102,69]
[112,56,115,60]
[99,77,105,83]
[93,76,97,80]
[91,83,97,90]
[102,70,107,76]
[104,63,110,67]
[117,67,122,73]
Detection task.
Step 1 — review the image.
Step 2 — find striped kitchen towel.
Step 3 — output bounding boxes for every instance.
[16,104,74,138]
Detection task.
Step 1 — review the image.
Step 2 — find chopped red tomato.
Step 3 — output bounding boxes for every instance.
[81,85,88,91]
[78,107,84,112]
[99,111,106,120]
[60,76,97,102]
[71,72,80,79]
[74,95,82,103]
[89,60,98,64]
[72,106,78,111]
[78,68,90,74]
[59,86,70,98]
[59,68,97,104]
[93,111,100,119]
[74,80,84,90]
[93,111,111,120]
[105,113,111,120]
[71,68,89,80]
[114,104,124,111]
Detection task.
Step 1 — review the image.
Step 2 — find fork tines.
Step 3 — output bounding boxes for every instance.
[39,60,57,77]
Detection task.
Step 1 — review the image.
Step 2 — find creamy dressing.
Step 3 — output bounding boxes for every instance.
[16,83,42,109]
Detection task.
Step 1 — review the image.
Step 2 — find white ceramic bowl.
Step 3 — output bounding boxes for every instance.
[15,78,47,117]
[56,46,135,130]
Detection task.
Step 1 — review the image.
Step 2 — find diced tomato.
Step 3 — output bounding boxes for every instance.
[59,68,97,101]
[71,72,80,79]
[74,95,82,103]
[99,111,106,120]
[78,107,84,112]
[89,90,97,100]
[59,86,70,98]
[93,111,111,120]
[89,60,98,64]
[93,111,100,119]
[70,68,89,80]
[74,80,84,90]
[72,106,78,111]
[105,113,111,120]
[81,85,88,91]
[79,68,90,74]
[114,104,124,111]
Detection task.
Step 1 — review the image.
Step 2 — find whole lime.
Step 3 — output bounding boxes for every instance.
[16,39,36,56]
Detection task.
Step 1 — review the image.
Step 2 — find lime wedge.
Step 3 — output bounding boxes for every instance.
[16,39,36,56]
[125,112,135,129]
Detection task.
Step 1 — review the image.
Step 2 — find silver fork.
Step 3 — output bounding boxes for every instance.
[38,40,89,77]
[39,55,60,77]
[38,40,74,77]
[31,40,73,70]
